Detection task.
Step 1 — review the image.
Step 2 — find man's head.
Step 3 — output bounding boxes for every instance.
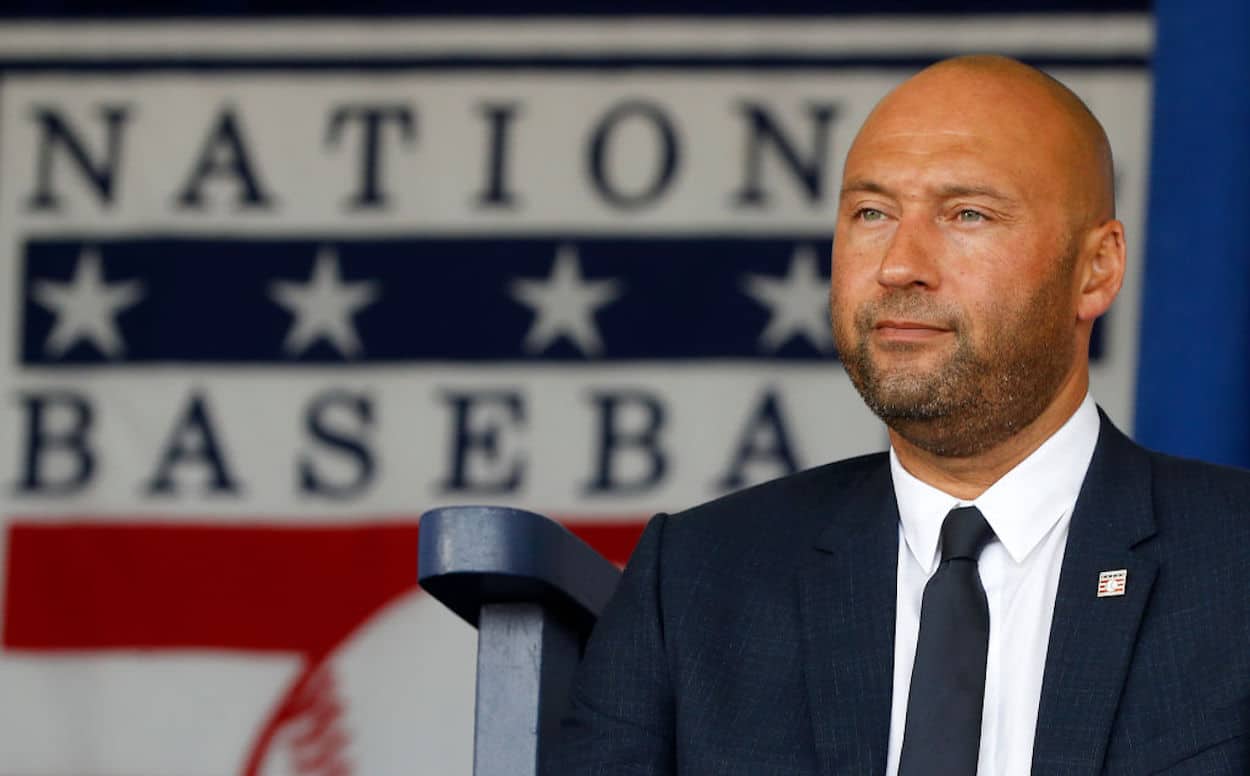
[830,55,1125,458]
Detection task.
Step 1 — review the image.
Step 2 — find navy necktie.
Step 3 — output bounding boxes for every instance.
[897,506,996,776]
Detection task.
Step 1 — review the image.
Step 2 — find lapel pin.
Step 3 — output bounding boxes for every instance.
[1097,569,1128,598]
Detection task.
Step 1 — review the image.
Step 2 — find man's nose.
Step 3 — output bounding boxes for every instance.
[877,216,940,289]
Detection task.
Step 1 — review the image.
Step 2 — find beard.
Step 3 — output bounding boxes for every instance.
[832,252,1077,458]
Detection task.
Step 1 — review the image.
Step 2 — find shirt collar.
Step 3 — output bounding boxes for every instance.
[890,393,1101,574]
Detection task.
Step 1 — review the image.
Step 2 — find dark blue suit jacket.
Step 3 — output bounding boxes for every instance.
[546,413,1250,774]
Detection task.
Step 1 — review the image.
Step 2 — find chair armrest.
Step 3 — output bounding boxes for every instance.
[418,505,622,639]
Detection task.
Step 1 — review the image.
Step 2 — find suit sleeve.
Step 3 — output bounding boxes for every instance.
[541,513,676,775]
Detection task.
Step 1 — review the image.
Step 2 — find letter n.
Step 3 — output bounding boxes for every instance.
[732,101,839,208]
[26,105,130,211]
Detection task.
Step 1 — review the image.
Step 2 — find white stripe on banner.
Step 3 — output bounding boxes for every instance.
[0,16,1152,59]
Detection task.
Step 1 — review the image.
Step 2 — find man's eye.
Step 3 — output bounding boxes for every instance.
[857,208,887,222]
[957,209,987,222]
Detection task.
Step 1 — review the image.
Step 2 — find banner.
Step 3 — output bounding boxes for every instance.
[0,15,1151,775]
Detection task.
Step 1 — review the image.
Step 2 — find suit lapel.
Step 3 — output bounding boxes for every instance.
[1031,413,1158,776]
[799,457,898,775]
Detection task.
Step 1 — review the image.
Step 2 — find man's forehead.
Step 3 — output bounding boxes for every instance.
[848,128,1023,157]
[842,114,1053,190]
[843,135,1030,183]
[853,97,1044,151]
[841,176,1017,199]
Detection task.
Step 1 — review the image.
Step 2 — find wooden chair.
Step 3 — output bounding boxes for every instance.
[419,506,621,776]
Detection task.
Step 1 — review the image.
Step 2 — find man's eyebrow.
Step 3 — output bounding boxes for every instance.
[840,179,891,199]
[934,183,1017,202]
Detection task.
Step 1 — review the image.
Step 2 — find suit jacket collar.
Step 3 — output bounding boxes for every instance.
[797,409,1157,776]
[801,454,898,775]
[1031,409,1158,775]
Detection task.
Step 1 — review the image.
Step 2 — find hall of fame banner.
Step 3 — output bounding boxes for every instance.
[0,16,1151,776]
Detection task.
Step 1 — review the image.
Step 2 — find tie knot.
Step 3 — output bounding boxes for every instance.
[939,506,995,562]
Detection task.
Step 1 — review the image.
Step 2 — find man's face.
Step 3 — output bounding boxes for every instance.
[830,87,1083,457]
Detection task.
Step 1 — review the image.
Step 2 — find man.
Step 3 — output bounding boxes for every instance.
[545,55,1250,775]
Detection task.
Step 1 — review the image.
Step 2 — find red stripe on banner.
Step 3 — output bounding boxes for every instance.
[3,521,420,655]
[3,514,649,654]
[561,517,649,567]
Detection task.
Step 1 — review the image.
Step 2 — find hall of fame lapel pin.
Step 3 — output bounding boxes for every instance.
[1097,569,1128,597]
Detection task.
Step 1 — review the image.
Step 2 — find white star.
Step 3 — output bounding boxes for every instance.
[742,245,834,352]
[269,246,380,358]
[510,245,623,357]
[31,247,145,358]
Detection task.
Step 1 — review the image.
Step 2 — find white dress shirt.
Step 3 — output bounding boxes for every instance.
[884,393,1101,776]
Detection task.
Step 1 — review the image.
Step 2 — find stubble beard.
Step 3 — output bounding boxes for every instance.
[832,262,1076,458]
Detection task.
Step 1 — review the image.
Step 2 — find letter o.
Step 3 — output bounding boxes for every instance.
[587,100,681,210]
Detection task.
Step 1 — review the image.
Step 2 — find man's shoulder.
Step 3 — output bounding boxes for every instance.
[1120,442,1250,561]
[1148,448,1250,494]
[1094,417,1250,532]
[660,451,890,548]
[1145,448,1250,522]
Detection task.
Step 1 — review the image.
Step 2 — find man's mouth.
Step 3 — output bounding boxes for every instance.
[872,320,953,342]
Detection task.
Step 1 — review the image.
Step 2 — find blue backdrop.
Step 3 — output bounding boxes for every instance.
[1136,0,1250,468]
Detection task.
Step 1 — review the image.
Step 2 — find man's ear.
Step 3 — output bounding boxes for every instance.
[1075,219,1126,321]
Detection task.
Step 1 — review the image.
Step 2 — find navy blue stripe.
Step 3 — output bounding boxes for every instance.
[22,237,837,365]
[0,54,1150,73]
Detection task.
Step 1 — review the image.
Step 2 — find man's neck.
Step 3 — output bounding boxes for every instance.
[888,369,1090,500]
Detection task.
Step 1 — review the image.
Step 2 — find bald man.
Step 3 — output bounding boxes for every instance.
[545,57,1250,775]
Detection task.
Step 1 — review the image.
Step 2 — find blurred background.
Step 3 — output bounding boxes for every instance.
[0,0,1246,774]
